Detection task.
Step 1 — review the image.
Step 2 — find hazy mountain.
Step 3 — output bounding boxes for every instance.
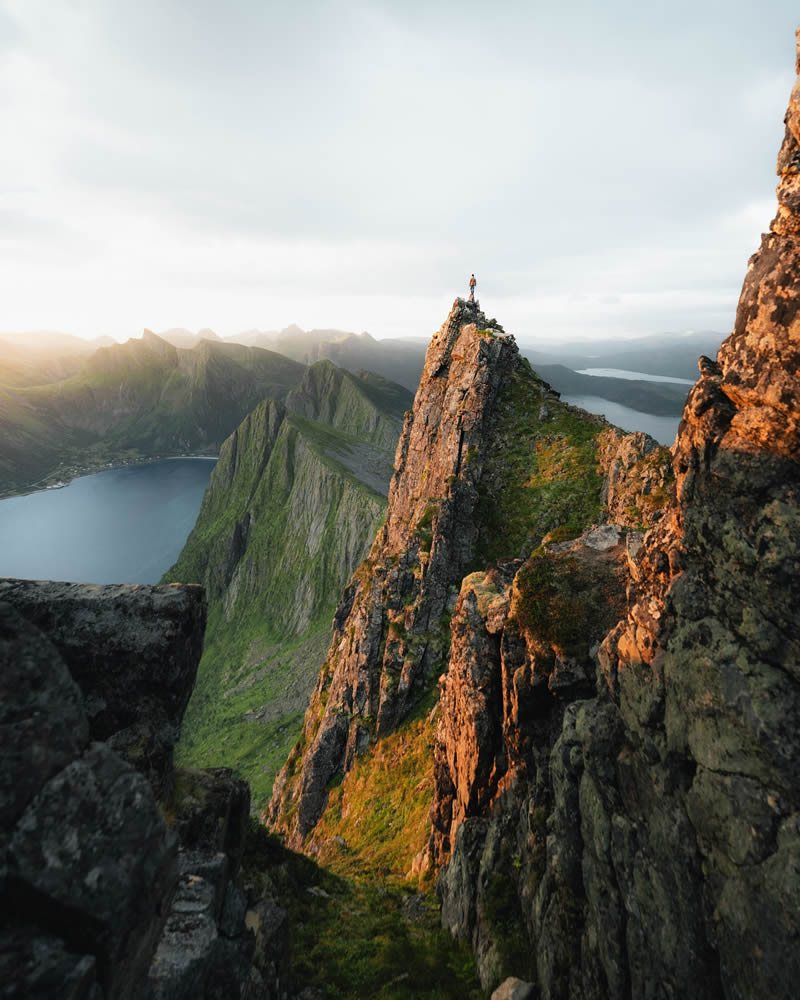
[0,330,306,494]
[523,329,724,380]
[226,325,428,392]
[0,331,117,387]
[0,330,116,357]
[157,327,222,349]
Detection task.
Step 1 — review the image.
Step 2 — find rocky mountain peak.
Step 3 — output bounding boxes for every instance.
[139,327,178,358]
[267,297,522,843]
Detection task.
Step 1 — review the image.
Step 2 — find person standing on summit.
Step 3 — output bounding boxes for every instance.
[468,274,476,301]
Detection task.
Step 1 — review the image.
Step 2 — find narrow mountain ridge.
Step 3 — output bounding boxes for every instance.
[164,362,412,807]
[265,300,658,852]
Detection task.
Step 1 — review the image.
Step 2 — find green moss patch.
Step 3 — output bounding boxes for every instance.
[243,821,482,1000]
[510,549,626,653]
[475,362,605,564]
[312,703,438,887]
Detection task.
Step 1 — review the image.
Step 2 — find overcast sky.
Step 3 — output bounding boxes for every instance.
[1,1,798,346]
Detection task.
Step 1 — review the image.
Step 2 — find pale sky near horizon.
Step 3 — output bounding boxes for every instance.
[1,1,798,347]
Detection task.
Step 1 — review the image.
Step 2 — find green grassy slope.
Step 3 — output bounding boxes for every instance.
[242,822,483,1000]
[0,332,307,493]
[475,358,609,563]
[163,364,410,808]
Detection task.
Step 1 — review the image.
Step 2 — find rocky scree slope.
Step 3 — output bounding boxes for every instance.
[0,580,289,1000]
[164,362,412,809]
[266,299,670,859]
[431,34,800,999]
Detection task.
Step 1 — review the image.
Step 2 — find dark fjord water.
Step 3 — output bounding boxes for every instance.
[0,458,216,585]
[561,395,680,446]
[561,368,690,445]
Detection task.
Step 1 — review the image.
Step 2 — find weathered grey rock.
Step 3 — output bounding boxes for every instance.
[246,898,289,999]
[0,579,207,800]
[0,582,234,1000]
[146,875,220,999]
[7,744,177,1000]
[0,601,89,829]
[146,870,262,1000]
[1,579,277,1000]
[175,766,250,873]
[0,931,101,1000]
[220,883,248,939]
[178,849,229,903]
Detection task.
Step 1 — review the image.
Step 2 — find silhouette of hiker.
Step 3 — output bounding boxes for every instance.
[469,274,476,301]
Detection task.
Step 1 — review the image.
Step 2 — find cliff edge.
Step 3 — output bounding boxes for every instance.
[432,30,800,998]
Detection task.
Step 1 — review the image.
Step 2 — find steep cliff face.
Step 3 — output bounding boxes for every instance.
[266,301,514,843]
[1,581,289,1000]
[266,300,645,852]
[432,34,800,999]
[165,362,411,807]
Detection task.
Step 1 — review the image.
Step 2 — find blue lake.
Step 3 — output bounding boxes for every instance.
[575,367,694,386]
[561,394,680,446]
[0,458,216,585]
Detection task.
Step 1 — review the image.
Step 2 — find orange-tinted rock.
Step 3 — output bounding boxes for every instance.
[267,300,520,844]
[438,29,800,999]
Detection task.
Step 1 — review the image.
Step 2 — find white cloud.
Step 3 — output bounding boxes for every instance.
[0,0,797,342]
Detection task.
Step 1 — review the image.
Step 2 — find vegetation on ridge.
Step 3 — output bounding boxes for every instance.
[243,821,482,999]
[311,691,440,886]
[164,366,411,810]
[476,358,606,564]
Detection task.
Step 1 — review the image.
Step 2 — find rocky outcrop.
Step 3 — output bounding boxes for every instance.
[0,591,188,999]
[433,31,800,999]
[596,427,674,529]
[267,300,521,843]
[0,578,206,801]
[0,582,288,1000]
[266,298,672,861]
[431,526,630,875]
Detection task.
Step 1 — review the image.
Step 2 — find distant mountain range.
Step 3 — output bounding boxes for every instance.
[0,321,723,495]
[0,330,306,495]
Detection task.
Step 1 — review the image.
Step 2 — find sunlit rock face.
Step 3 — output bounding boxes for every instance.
[433,31,800,999]
[267,298,521,845]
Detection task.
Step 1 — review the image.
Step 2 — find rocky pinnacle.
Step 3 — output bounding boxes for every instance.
[267,299,519,844]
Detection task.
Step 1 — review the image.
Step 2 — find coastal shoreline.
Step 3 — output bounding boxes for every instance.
[0,452,219,502]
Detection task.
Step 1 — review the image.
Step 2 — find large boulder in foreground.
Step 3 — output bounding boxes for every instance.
[0,578,206,800]
[0,600,178,1000]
